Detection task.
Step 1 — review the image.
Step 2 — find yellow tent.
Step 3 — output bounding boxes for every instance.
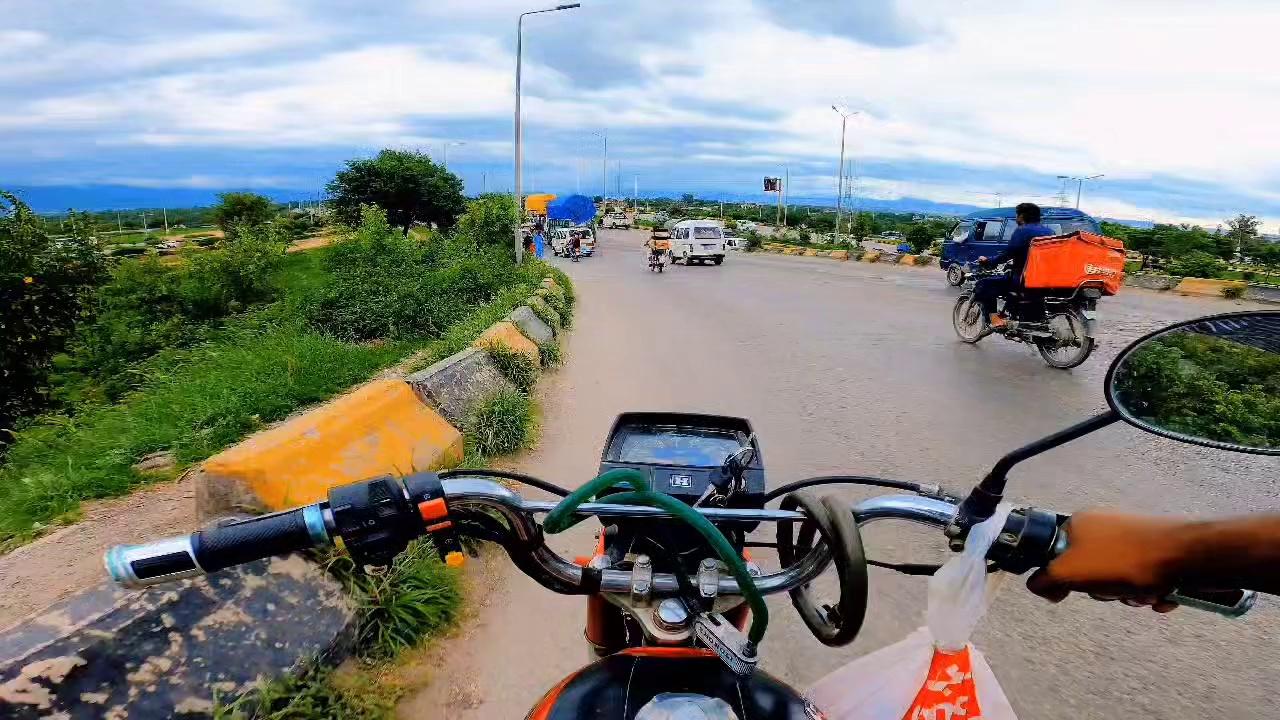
[525,194,557,214]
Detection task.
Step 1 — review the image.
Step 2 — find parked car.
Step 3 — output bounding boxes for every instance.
[669,219,727,265]
[939,207,1102,286]
[603,212,632,229]
[723,230,745,250]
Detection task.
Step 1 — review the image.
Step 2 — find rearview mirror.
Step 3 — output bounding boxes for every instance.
[1106,311,1280,455]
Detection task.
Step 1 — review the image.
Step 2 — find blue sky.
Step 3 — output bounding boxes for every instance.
[3,0,1280,227]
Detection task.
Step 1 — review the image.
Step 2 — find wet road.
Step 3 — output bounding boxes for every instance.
[400,230,1277,719]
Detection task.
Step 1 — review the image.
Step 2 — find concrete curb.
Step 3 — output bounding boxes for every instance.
[509,305,555,344]
[0,555,352,718]
[407,347,517,429]
[474,320,541,365]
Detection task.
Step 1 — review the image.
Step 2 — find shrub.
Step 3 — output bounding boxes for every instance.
[455,194,519,250]
[915,254,935,267]
[211,192,275,237]
[486,343,539,392]
[1222,285,1247,299]
[468,388,534,457]
[65,224,286,399]
[1,194,107,434]
[327,538,461,660]
[306,207,537,341]
[742,231,763,252]
[1168,250,1224,279]
[1242,270,1256,281]
[538,340,562,369]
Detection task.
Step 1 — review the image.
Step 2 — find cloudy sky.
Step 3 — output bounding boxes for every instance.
[3,0,1279,227]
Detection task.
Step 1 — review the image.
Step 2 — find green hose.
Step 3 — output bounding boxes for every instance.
[541,468,769,645]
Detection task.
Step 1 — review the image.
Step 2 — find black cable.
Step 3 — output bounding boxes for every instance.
[763,475,926,503]
[439,468,571,497]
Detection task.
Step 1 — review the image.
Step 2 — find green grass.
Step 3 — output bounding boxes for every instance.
[1221,269,1280,285]
[0,278,542,549]
[538,340,562,369]
[485,344,539,392]
[467,389,536,457]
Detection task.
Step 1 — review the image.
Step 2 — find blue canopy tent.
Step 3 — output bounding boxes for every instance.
[546,194,597,225]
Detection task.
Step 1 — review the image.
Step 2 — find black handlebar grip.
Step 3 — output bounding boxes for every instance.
[193,507,323,572]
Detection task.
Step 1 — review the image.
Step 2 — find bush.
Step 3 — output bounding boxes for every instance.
[486,343,539,392]
[468,389,534,457]
[538,340,562,369]
[1168,250,1224,279]
[1242,270,1257,281]
[1222,285,1247,299]
[65,224,287,400]
[455,194,519,250]
[306,207,538,342]
[915,254,935,267]
[212,192,275,237]
[742,231,763,252]
[1,194,107,434]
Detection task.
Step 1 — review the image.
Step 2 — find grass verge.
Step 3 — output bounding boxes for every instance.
[537,340,562,369]
[467,389,537,458]
[485,344,539,393]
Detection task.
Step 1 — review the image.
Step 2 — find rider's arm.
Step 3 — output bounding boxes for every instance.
[985,226,1032,266]
[1028,510,1280,607]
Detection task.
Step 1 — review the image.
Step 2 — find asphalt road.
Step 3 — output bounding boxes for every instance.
[400,230,1278,719]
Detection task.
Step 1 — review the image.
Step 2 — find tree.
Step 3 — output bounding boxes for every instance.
[211,192,275,236]
[851,212,877,240]
[455,194,519,249]
[1,193,106,434]
[327,149,466,236]
[905,223,935,253]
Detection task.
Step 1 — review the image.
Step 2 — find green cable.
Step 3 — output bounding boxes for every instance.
[541,468,769,645]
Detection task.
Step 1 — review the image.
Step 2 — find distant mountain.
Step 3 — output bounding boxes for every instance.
[7,185,312,213]
[1100,217,1155,229]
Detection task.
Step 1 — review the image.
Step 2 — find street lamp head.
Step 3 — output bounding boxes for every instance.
[556,3,580,9]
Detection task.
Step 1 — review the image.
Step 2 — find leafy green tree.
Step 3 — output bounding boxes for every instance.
[211,192,275,237]
[905,222,936,253]
[851,212,877,240]
[455,194,519,249]
[1,193,107,433]
[1167,250,1224,279]
[327,150,466,236]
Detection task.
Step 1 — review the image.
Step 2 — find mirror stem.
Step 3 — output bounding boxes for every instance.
[949,410,1120,540]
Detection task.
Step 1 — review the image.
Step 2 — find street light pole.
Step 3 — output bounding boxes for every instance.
[1057,174,1104,209]
[831,106,858,244]
[514,3,580,264]
[442,141,465,170]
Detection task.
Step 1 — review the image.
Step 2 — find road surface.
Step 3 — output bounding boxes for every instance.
[399,229,1277,719]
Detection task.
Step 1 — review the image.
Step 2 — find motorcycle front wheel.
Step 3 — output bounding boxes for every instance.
[946,265,965,286]
[1035,311,1095,368]
[952,294,988,343]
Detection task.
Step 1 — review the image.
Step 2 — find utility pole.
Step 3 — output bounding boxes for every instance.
[615,161,622,198]
[831,106,858,244]
[162,208,169,234]
[116,212,123,233]
[633,175,638,212]
[140,212,148,233]
[783,165,789,227]
[1056,174,1104,209]
[482,172,488,194]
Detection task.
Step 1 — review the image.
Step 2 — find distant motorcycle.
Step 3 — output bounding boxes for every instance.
[952,265,1100,368]
[648,248,666,273]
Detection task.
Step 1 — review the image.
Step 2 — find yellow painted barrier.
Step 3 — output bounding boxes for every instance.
[862,251,881,263]
[196,380,464,514]
[828,250,849,261]
[1174,277,1246,297]
[475,320,541,364]
[899,255,918,266]
[803,249,818,256]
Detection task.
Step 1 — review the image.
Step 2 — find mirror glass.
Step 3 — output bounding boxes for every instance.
[1107,312,1280,453]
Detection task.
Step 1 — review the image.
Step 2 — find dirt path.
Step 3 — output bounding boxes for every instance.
[0,475,194,631]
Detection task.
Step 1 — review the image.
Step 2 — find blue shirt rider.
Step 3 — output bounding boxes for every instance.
[974,202,1055,328]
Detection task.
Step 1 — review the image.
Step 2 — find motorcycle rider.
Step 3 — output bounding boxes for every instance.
[973,202,1055,328]
[1030,510,1280,610]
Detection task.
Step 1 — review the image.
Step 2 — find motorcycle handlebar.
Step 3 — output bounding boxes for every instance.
[104,477,1256,618]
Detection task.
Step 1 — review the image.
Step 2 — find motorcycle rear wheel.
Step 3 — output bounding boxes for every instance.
[1035,311,1094,368]
[952,294,988,343]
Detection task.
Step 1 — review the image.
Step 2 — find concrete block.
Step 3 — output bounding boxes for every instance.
[1174,277,1246,297]
[196,379,463,517]
[828,250,849,261]
[527,296,562,329]
[407,347,517,429]
[508,305,555,345]
[0,555,352,718]
[474,320,541,365]
[899,254,918,266]
[1124,273,1181,291]
[861,251,881,263]
[878,252,902,264]
[803,249,818,256]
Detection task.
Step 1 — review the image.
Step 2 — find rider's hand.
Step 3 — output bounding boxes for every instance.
[1027,510,1187,612]
[976,256,989,266]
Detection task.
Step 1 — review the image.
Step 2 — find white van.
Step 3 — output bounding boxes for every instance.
[669,220,726,265]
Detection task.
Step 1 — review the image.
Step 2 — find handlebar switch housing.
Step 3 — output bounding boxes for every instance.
[985,508,1063,574]
[404,471,465,563]
[328,475,423,568]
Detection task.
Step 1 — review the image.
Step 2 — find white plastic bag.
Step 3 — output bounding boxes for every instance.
[807,505,1019,720]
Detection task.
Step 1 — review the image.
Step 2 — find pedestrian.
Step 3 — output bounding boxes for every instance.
[534,228,546,259]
